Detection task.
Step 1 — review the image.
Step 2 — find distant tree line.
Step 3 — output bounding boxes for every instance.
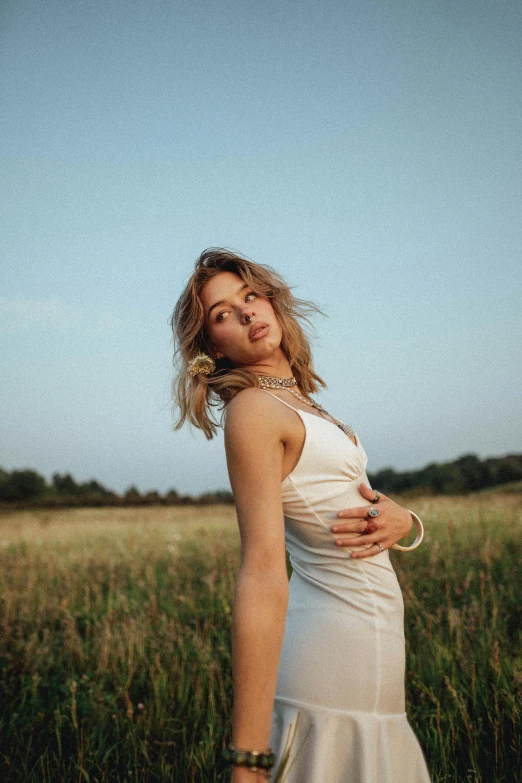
[0,452,520,509]
[0,468,233,509]
[367,453,522,496]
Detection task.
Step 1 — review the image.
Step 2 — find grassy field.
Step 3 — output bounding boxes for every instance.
[0,495,520,783]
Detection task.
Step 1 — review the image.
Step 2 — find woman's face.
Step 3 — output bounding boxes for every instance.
[200,271,284,368]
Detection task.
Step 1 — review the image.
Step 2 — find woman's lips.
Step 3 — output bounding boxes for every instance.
[249,323,269,341]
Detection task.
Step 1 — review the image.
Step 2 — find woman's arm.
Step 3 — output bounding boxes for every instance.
[224,389,289,777]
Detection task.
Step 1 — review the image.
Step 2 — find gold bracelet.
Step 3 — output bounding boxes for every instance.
[391,510,424,551]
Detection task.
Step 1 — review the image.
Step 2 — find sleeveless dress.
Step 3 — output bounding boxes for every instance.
[261,391,431,783]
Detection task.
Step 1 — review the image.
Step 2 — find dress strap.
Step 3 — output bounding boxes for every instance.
[259,389,303,414]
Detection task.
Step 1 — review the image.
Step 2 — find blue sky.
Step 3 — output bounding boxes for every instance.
[1,0,521,494]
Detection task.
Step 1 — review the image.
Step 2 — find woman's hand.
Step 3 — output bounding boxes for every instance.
[330,482,413,558]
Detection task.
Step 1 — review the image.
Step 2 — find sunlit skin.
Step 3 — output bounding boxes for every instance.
[199,271,413,555]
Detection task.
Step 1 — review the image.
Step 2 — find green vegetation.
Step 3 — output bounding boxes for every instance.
[0,496,520,782]
[0,468,233,508]
[1,451,521,509]
[369,452,522,495]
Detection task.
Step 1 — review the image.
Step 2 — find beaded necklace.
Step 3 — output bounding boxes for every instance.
[258,375,356,441]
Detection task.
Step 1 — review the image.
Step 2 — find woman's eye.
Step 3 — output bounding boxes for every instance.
[215,292,256,322]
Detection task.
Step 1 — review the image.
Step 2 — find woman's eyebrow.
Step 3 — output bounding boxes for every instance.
[207,283,249,319]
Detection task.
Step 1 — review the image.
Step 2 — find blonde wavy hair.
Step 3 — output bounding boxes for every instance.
[170,248,326,439]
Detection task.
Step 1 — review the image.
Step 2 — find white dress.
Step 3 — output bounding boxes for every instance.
[262,392,431,783]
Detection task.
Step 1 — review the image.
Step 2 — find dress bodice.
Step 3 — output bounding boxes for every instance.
[261,391,395,599]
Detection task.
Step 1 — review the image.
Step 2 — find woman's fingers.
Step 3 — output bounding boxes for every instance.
[358,482,387,502]
[331,521,378,537]
[334,530,384,549]
[331,519,368,534]
[350,541,386,559]
[331,506,380,536]
[334,505,373,521]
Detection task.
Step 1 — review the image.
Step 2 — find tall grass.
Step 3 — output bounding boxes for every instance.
[0,496,520,782]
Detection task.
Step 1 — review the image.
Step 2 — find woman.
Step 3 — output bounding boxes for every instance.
[171,248,431,783]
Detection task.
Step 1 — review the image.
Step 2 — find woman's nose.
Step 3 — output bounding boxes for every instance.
[240,310,255,325]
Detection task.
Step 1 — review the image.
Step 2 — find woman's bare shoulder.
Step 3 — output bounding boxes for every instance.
[224,388,284,439]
